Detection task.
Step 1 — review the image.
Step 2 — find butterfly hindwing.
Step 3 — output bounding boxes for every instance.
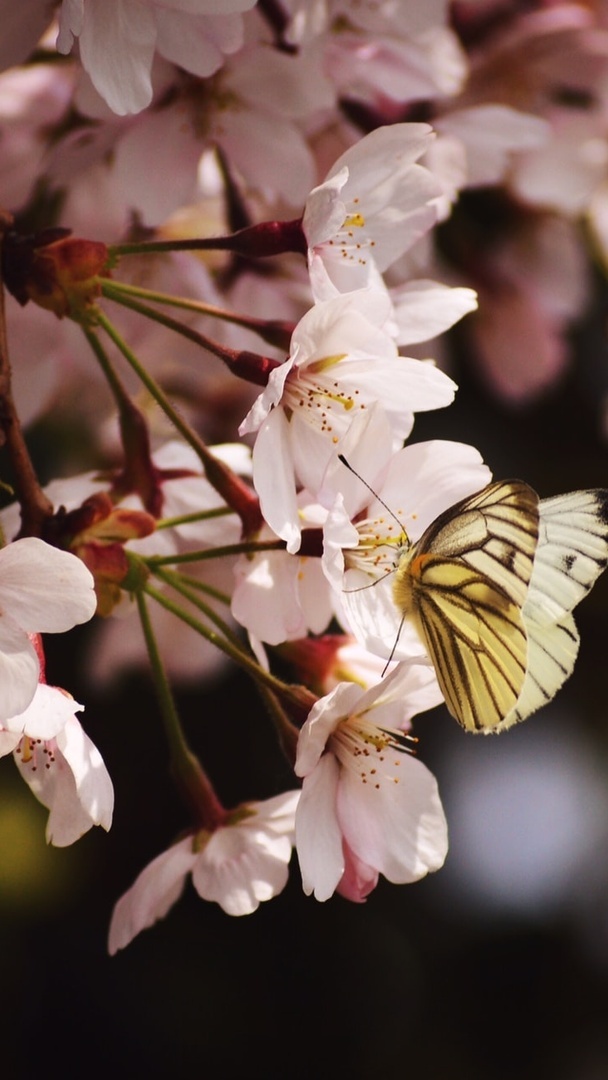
[496,613,580,732]
[393,480,540,732]
[525,489,608,626]
[495,488,608,730]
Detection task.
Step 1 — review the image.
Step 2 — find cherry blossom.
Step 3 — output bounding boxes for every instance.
[56,0,258,115]
[390,279,478,346]
[239,289,456,553]
[0,538,96,721]
[295,665,447,902]
[302,123,441,301]
[231,495,333,646]
[108,790,300,951]
[285,0,467,106]
[200,40,335,208]
[1,683,114,846]
[432,104,549,195]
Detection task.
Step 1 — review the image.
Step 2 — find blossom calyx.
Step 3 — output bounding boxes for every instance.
[45,493,156,615]
[3,227,110,320]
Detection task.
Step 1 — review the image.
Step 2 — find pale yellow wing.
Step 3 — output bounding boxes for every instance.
[393,480,540,731]
[401,556,529,731]
[414,480,540,607]
[494,613,579,733]
[525,489,608,625]
[495,487,608,731]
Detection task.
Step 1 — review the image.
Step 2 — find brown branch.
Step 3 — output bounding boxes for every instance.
[0,212,53,538]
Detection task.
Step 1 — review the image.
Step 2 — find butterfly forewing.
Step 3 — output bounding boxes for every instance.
[417,481,540,607]
[410,559,529,730]
[393,480,540,732]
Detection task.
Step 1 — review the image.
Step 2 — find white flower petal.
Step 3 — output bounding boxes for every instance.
[0,621,39,721]
[392,280,478,345]
[56,714,114,832]
[247,790,300,833]
[295,681,363,777]
[108,837,197,954]
[15,712,113,846]
[436,105,549,188]
[377,441,492,541]
[239,357,294,436]
[0,538,96,631]
[338,750,448,884]
[15,736,91,847]
[75,0,157,115]
[156,11,243,78]
[295,753,344,900]
[0,727,21,756]
[191,793,298,916]
[192,824,293,915]
[3,682,83,739]
[251,410,301,553]
[303,168,349,248]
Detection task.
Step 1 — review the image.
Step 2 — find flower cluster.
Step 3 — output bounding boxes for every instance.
[0,0,607,953]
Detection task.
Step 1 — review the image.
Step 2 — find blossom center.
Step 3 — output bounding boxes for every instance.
[325,197,376,266]
[283,361,365,438]
[331,714,413,790]
[344,513,409,578]
[16,735,56,772]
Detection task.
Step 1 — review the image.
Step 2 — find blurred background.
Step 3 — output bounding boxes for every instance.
[2,282,608,1080]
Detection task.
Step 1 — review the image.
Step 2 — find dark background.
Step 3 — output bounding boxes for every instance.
[2,278,608,1080]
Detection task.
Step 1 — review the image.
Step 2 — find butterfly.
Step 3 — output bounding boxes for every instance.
[390,481,608,733]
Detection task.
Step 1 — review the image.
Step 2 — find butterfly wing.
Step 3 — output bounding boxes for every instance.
[525,489,608,625]
[495,488,608,731]
[406,556,530,731]
[494,613,579,733]
[393,481,540,732]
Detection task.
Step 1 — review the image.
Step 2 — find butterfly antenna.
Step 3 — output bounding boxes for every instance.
[338,454,408,538]
[382,614,405,675]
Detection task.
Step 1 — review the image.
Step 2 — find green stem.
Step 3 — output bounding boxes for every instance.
[255,682,299,768]
[156,507,232,530]
[151,564,242,649]
[101,285,281,387]
[82,325,168,515]
[82,322,129,403]
[95,306,217,443]
[102,278,294,350]
[144,580,316,719]
[158,570,231,608]
[94,307,262,535]
[145,538,284,567]
[135,589,226,828]
[102,285,242,364]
